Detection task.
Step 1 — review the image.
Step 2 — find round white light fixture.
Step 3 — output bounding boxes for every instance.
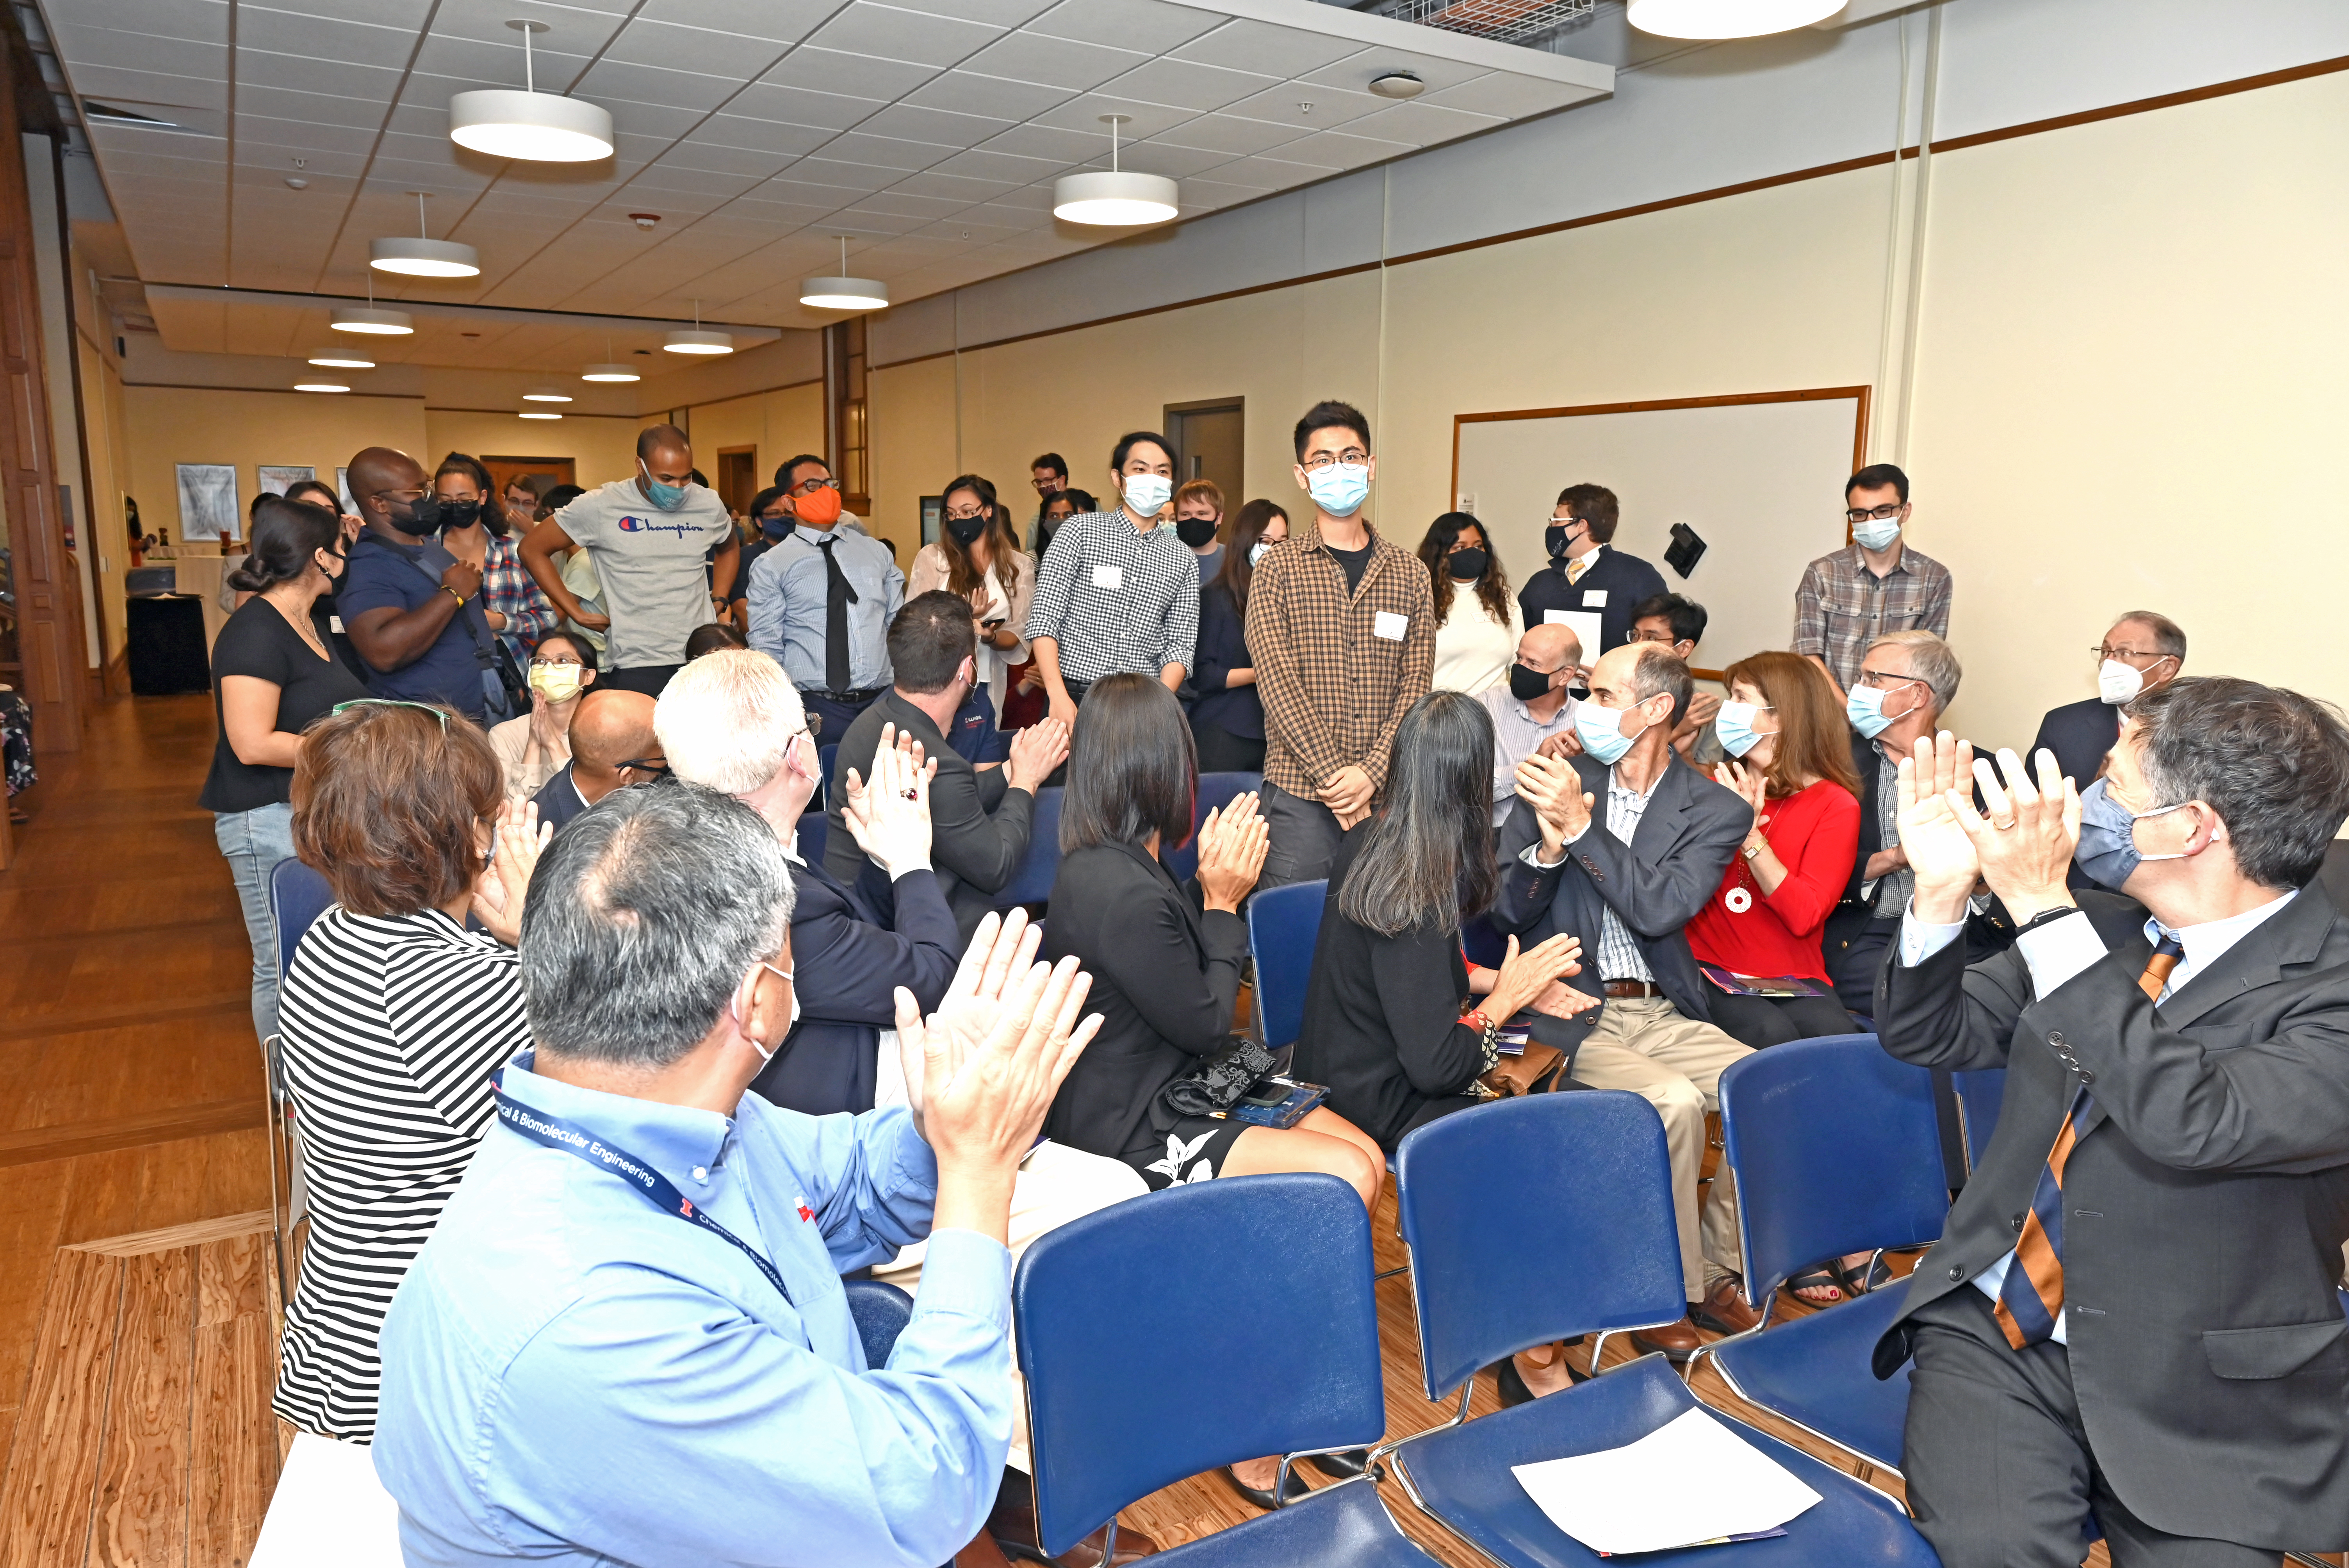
[294,381,350,393]
[522,388,572,403]
[1368,72,1425,99]
[371,193,479,277]
[663,302,732,355]
[1053,116,1178,227]
[1625,0,1843,38]
[308,352,374,368]
[331,306,414,335]
[800,235,888,312]
[448,22,614,163]
[519,408,562,420]
[581,362,640,382]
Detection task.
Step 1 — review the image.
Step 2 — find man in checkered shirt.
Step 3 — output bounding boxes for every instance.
[1792,462,1953,699]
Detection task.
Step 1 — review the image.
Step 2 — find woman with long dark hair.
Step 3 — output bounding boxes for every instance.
[910,472,1034,760]
[200,495,371,1046]
[432,452,556,654]
[1188,499,1288,773]
[1419,511,1520,696]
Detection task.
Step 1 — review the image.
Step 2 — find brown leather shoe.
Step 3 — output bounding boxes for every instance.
[988,1485,1159,1567]
[1692,1276,1765,1336]
[1629,1314,1703,1363]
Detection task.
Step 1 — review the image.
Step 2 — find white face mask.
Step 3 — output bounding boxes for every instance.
[2099,656,2173,706]
[738,962,797,1064]
[1249,541,1274,566]
[1121,473,1172,515]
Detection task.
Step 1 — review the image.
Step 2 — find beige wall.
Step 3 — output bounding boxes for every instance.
[120,387,427,547]
[674,381,825,498]
[869,70,2349,754]
[422,409,640,492]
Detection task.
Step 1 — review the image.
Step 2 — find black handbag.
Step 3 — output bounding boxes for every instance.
[1156,1033,1278,1119]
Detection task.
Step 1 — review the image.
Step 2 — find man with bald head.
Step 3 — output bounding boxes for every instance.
[529,687,665,832]
[338,445,498,721]
[520,424,737,700]
[1477,620,1584,826]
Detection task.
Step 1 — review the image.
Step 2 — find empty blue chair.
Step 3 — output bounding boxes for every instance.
[992,786,1062,908]
[1951,1067,2005,1175]
[269,855,336,984]
[1247,879,1326,1053]
[1015,1172,1436,1566]
[1704,1035,1951,1477]
[1384,1093,1936,1568]
[1161,770,1262,883]
[842,1278,914,1370]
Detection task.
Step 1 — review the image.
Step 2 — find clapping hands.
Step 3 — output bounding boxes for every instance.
[471,799,552,946]
[1194,791,1269,912]
[842,723,937,877]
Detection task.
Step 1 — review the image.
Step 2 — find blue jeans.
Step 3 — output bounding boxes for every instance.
[214,801,297,1044]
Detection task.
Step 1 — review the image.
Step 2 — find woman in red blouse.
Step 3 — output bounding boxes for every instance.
[1686,650,1862,1049]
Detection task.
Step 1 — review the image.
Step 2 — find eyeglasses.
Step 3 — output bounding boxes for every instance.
[1299,449,1368,471]
[2092,646,2168,663]
[1624,629,1683,646]
[943,507,986,522]
[1856,670,1920,690]
[788,477,840,497]
[1031,476,1062,492]
[331,698,449,731]
[1845,502,1905,523]
[370,486,428,504]
[617,757,672,777]
[531,656,582,669]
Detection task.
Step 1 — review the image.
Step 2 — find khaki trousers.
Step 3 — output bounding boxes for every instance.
[1571,995,1752,1302]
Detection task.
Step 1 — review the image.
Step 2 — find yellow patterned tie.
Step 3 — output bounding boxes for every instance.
[1565,558,1586,585]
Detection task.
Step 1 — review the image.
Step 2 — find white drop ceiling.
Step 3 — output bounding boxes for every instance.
[36,0,1611,377]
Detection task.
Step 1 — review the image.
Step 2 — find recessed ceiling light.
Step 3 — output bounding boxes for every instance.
[448,22,615,162]
[518,408,562,419]
[581,363,640,382]
[1054,116,1178,227]
[331,306,413,335]
[522,388,573,402]
[1369,73,1424,100]
[1626,0,1843,38]
[800,235,888,312]
[308,353,374,368]
[295,381,350,393]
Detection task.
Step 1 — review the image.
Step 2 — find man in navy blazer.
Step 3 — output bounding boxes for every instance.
[1517,482,1668,662]
[654,649,959,1115]
[2028,609,2187,790]
[1493,641,1761,1366]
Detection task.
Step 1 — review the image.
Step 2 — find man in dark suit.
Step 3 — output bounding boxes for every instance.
[527,688,662,832]
[1517,482,1668,663]
[2028,609,2187,793]
[827,592,1068,944]
[1496,641,1761,1367]
[1874,679,2349,1566]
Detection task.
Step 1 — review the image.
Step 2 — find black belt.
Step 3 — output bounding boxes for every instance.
[800,686,884,704]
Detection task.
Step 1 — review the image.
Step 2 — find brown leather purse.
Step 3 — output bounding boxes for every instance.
[1478,1040,1567,1098]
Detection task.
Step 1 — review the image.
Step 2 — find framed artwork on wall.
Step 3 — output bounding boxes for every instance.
[257,464,316,498]
[175,463,239,541]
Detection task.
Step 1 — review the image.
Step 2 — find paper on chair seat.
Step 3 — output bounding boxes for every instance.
[1510,1406,1821,1555]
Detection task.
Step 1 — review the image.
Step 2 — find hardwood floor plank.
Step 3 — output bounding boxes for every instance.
[0,999,250,1046]
[0,1103,265,1170]
[0,1248,125,1568]
[189,1238,279,1568]
[195,1230,272,1324]
[0,1150,73,1425]
[89,1247,197,1568]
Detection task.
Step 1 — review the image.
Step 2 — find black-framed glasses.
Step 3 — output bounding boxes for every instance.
[370,486,429,504]
[1856,670,1921,690]
[617,757,672,777]
[789,476,841,497]
[1845,502,1905,523]
[331,698,449,731]
[2092,645,2168,663]
[1299,449,1368,471]
[1624,628,1683,646]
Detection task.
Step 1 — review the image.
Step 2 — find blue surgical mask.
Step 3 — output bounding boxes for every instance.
[2073,777,2191,891]
[1121,473,1172,515]
[1852,517,1902,552]
[1575,700,1651,766]
[1845,678,1922,739]
[640,461,689,512]
[1714,700,1771,759]
[1305,461,1370,518]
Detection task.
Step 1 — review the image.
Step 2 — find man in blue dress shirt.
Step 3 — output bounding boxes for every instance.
[746,455,906,742]
[372,782,1100,1568]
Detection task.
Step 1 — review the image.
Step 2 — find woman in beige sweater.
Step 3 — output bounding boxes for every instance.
[907,473,1034,762]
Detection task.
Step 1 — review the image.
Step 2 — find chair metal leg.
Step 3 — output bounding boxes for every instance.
[262,1035,291,1310]
[1684,1285,1775,1381]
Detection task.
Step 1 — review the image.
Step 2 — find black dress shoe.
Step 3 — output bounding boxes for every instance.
[1223,1463,1313,1511]
[1495,1347,1592,1406]
[1306,1448,1368,1480]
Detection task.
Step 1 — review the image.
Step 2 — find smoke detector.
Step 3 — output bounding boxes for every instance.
[1369,73,1425,99]
[629,212,661,229]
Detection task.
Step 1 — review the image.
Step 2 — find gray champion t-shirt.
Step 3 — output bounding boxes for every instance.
[556,479,731,670]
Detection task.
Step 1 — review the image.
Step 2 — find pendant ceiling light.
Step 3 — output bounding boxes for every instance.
[663,301,732,355]
[519,408,562,420]
[308,351,374,368]
[449,21,614,163]
[294,381,350,393]
[1053,115,1178,227]
[333,276,414,335]
[522,387,572,402]
[799,236,888,312]
[1625,0,1843,38]
[371,191,480,278]
[582,339,640,382]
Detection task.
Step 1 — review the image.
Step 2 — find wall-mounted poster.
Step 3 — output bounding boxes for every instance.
[336,467,356,515]
[257,464,316,498]
[175,463,239,541]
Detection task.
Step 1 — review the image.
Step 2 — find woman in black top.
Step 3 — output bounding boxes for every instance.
[1188,500,1287,775]
[201,495,371,1046]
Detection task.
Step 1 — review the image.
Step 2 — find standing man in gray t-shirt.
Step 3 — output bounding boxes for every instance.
[520,425,738,698]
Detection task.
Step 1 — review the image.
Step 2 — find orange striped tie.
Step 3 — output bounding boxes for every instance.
[1992,932,2183,1349]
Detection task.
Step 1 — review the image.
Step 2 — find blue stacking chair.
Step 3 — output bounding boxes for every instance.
[842,1278,914,1369]
[269,855,336,984]
[992,786,1063,908]
[1702,1035,1952,1477]
[262,855,337,1306]
[1160,770,1262,883]
[1015,1172,1437,1566]
[1951,1067,2005,1176]
[1383,1093,1937,1568]
[1246,879,1326,1054]
[796,811,828,869]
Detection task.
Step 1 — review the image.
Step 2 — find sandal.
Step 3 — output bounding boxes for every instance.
[1786,1265,1844,1307]
[1830,1253,1893,1297]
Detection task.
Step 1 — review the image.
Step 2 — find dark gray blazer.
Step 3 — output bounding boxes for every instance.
[1873,886,2349,1550]
[1490,749,1752,1025]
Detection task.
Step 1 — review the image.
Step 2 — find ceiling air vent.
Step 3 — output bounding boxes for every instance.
[1380,0,1596,45]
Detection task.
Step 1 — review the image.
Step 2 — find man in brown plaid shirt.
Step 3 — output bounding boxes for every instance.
[1246,400,1435,887]
[1792,462,1952,698]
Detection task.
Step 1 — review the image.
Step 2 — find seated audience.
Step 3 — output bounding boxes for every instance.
[1498,643,1762,1363]
[1628,592,1721,759]
[201,496,370,1046]
[1477,622,1583,826]
[827,593,1068,943]
[1420,512,1521,695]
[530,687,663,832]
[1187,499,1286,774]
[909,474,1034,764]
[683,620,749,660]
[2029,609,2186,789]
[486,632,594,808]
[274,700,544,1441]
[1174,478,1225,587]
[1822,629,1962,1014]
[373,786,1101,1566]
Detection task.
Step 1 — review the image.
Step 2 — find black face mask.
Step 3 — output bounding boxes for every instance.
[1175,517,1219,549]
[1545,522,1581,559]
[945,513,987,546]
[1447,547,1489,581]
[760,515,794,541]
[383,493,444,537]
[438,498,481,530]
[1508,662,1556,702]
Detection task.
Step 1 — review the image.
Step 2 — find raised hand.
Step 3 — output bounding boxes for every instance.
[1195,795,1268,912]
[1952,746,2080,925]
[1006,715,1069,792]
[1895,731,1980,923]
[471,799,552,946]
[1515,751,1593,854]
[1718,757,1770,821]
[842,723,936,877]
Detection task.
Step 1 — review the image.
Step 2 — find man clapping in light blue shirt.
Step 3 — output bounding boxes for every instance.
[372,782,1100,1568]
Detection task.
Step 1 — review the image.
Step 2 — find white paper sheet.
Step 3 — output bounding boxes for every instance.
[1542,609,1605,665]
[1510,1406,1821,1556]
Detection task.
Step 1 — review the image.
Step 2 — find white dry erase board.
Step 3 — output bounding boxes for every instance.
[1452,389,1868,678]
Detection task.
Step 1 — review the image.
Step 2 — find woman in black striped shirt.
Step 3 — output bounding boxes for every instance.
[274,699,544,1442]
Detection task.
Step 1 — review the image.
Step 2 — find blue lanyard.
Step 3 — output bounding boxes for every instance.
[490,1073,792,1309]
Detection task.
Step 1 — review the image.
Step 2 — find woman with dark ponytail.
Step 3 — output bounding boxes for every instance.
[200,494,371,1048]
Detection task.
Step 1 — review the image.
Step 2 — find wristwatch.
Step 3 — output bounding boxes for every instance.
[1741,837,1766,861]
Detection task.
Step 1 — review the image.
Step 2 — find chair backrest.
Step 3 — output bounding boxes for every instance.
[1246,878,1326,1051]
[1396,1093,1685,1401]
[1952,1068,2005,1175]
[1719,1033,1951,1303]
[841,1278,914,1371]
[795,811,828,870]
[992,786,1062,908]
[1459,912,1508,970]
[268,857,337,984]
[817,743,839,791]
[1160,770,1262,884]
[1014,1173,1384,1558]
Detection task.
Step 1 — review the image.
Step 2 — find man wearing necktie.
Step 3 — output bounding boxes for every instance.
[746,456,905,741]
[1871,678,2349,1567]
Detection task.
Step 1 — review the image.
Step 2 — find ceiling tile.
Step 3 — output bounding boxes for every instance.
[1266,128,1410,171]
[1420,73,1593,119]
[1344,99,1505,147]
[1105,141,1231,179]
[820,132,952,173]
[626,163,768,199]
[973,182,1054,210]
[235,50,404,102]
[1171,19,1361,79]
[850,189,968,219]
[233,7,417,68]
[827,207,934,236]
[1178,174,1272,205]
[1030,92,1197,141]
[1096,57,1276,114]
[1222,80,1385,131]
[886,169,1021,204]
[662,139,802,178]
[236,81,384,128]
[61,63,228,109]
[755,175,875,205]
[727,196,849,226]
[963,198,1055,227]
[52,23,226,76]
[929,144,1063,184]
[629,0,836,43]
[724,81,883,132]
[759,46,939,104]
[573,58,743,113]
[45,0,227,46]
[853,102,1015,148]
[235,112,380,155]
[911,214,1024,244]
[1205,151,1341,188]
[1299,49,1492,96]
[902,68,1071,121]
[804,4,1004,69]
[695,114,838,157]
[1027,0,1219,55]
[427,0,625,50]
[956,30,1143,92]
[1148,110,1312,158]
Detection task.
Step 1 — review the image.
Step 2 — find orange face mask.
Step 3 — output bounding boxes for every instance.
[794,484,843,527]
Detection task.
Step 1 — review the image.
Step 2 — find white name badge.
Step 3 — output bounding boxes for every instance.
[1582,589,1608,608]
[328,616,344,633]
[1091,564,1123,592]
[1373,611,1408,641]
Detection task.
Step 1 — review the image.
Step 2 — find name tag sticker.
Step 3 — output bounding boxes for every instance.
[1091,564,1123,592]
[1373,611,1408,641]
[1581,589,1608,608]
[328,616,344,633]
